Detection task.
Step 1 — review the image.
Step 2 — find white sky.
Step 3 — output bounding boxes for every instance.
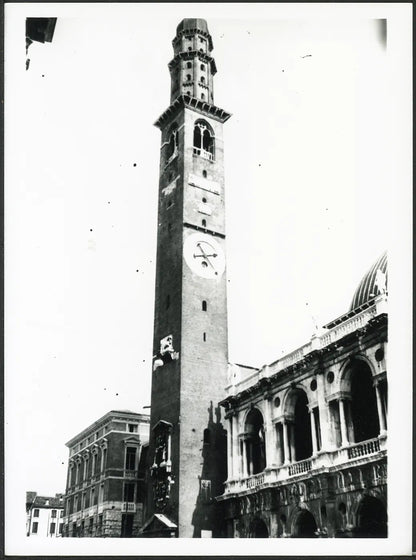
[5,3,413,555]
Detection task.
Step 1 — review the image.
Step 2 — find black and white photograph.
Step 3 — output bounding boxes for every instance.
[5,2,412,555]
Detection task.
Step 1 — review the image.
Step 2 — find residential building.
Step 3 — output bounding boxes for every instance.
[26,491,64,537]
[62,410,150,537]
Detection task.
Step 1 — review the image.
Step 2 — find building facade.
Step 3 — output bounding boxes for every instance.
[218,254,388,538]
[142,19,230,537]
[26,492,64,537]
[62,410,150,538]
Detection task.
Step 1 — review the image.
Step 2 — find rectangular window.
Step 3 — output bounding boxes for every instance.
[51,509,57,518]
[123,482,135,503]
[128,424,138,433]
[33,509,39,518]
[59,523,63,535]
[125,447,137,470]
[91,488,95,506]
[101,448,107,472]
[98,483,104,504]
[50,522,56,535]
[32,522,38,534]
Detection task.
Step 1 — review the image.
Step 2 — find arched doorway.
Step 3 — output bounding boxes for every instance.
[293,509,318,538]
[244,409,266,475]
[350,361,379,442]
[249,518,269,538]
[356,496,387,537]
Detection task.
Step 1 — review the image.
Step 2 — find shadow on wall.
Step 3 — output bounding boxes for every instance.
[191,401,227,538]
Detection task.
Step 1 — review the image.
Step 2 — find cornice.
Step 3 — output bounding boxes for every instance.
[154,95,231,129]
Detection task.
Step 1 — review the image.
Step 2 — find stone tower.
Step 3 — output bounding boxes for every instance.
[142,19,231,538]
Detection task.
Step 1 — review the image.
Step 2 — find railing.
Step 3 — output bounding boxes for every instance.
[228,302,380,396]
[121,502,136,513]
[233,370,260,393]
[288,459,312,476]
[245,472,265,489]
[347,438,380,459]
[193,147,214,161]
[223,436,385,496]
[320,306,378,346]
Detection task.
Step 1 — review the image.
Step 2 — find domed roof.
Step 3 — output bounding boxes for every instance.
[176,18,209,35]
[349,252,387,311]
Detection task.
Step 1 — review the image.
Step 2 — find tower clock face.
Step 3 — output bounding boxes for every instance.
[183,232,226,279]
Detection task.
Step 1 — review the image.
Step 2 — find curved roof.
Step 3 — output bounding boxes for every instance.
[349,252,387,311]
[176,18,209,35]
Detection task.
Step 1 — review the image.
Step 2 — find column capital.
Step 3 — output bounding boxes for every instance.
[326,391,351,404]
[282,414,294,424]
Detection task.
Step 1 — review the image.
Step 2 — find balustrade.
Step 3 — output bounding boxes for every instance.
[288,459,312,476]
[245,472,265,489]
[193,147,214,161]
[121,502,136,513]
[347,438,380,459]
[223,434,384,496]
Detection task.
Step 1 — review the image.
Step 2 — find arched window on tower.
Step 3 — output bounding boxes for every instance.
[193,120,215,161]
[166,123,178,163]
[200,76,205,84]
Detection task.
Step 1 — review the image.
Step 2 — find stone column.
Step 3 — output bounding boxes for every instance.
[283,421,290,465]
[339,399,349,447]
[247,439,254,475]
[265,397,276,467]
[289,423,296,463]
[240,439,246,477]
[316,371,333,451]
[232,412,240,477]
[375,382,387,434]
[275,423,283,466]
[309,407,318,456]
[226,416,233,479]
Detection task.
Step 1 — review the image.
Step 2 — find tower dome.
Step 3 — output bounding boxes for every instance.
[176,18,209,35]
[350,252,387,311]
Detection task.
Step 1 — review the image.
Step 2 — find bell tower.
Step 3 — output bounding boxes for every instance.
[143,19,231,537]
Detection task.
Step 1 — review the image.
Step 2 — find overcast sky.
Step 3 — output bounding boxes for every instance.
[5,5,412,550]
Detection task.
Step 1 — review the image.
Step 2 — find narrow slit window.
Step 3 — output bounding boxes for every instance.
[202,219,206,227]
[203,332,206,341]
[202,300,207,311]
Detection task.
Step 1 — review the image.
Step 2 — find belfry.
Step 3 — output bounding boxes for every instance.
[142,19,231,537]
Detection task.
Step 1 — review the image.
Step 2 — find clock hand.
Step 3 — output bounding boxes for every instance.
[195,242,218,273]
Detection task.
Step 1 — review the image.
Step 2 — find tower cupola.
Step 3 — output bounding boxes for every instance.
[169,18,217,104]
